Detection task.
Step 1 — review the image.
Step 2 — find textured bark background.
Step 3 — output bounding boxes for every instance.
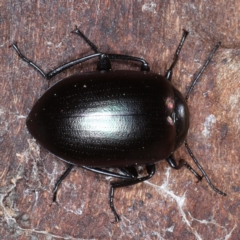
[1,1,240,239]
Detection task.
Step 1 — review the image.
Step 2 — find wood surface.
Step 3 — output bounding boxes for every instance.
[1,1,240,239]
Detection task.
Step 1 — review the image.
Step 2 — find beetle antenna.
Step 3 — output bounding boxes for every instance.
[165,30,189,81]
[184,140,227,196]
[185,42,221,100]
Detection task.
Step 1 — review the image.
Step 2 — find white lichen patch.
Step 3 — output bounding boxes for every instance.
[142,2,157,13]
[202,114,216,138]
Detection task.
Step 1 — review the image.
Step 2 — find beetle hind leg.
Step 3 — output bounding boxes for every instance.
[10,43,48,79]
[10,42,103,80]
[71,26,150,71]
[110,164,156,222]
[52,164,74,202]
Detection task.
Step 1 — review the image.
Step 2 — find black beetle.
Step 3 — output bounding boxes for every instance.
[11,26,226,222]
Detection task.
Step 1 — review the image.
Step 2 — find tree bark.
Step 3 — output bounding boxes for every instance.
[1,1,239,239]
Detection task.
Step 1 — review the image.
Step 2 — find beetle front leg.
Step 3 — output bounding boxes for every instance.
[109,164,156,222]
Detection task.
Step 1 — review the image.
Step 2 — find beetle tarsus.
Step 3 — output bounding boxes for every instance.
[109,187,121,223]
[71,25,99,53]
[10,43,48,79]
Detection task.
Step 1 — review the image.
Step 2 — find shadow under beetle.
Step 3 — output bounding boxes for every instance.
[11,26,227,222]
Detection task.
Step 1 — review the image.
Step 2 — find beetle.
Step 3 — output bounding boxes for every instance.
[11,26,226,222]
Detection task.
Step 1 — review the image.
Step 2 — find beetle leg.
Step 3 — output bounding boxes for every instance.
[166,154,203,181]
[108,54,150,71]
[71,25,98,53]
[10,43,48,78]
[46,53,107,78]
[10,42,103,79]
[165,30,189,81]
[80,166,134,180]
[166,149,227,196]
[71,26,150,71]
[71,26,113,71]
[119,166,138,178]
[52,164,74,202]
[109,164,156,222]
[184,141,227,196]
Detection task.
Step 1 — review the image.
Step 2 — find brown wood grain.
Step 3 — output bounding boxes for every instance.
[1,1,240,239]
